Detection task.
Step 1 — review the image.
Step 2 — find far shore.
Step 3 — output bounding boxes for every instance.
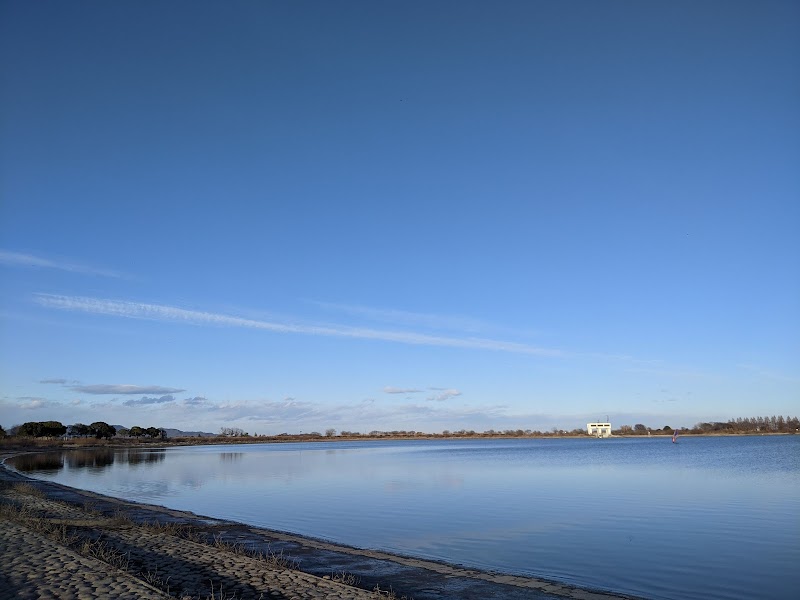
[2,429,796,454]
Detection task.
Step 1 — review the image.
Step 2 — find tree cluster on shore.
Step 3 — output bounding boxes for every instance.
[125,426,166,439]
[2,421,166,441]
[13,421,68,438]
[5,421,117,440]
[219,427,248,437]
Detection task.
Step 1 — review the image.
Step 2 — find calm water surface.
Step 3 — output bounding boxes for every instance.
[9,436,799,600]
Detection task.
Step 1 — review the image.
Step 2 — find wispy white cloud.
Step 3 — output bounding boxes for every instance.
[183,397,209,406]
[619,362,713,379]
[209,398,325,425]
[71,384,185,395]
[40,378,69,384]
[0,251,122,278]
[310,300,492,332]
[123,394,177,407]
[427,388,462,402]
[383,386,423,394]
[16,397,60,410]
[34,294,564,356]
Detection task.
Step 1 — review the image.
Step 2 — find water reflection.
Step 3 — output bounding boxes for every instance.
[9,448,166,474]
[10,452,64,474]
[220,452,243,462]
[125,449,166,465]
[65,449,115,470]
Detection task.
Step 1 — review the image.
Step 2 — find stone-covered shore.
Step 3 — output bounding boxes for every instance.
[0,460,638,600]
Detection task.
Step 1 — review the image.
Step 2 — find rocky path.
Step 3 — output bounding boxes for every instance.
[0,519,170,600]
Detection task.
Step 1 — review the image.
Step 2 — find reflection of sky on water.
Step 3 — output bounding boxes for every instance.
[7,437,799,600]
[383,473,463,493]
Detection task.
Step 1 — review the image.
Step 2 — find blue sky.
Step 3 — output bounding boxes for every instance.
[1,1,798,435]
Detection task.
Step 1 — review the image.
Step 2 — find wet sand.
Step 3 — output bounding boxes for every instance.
[0,459,638,600]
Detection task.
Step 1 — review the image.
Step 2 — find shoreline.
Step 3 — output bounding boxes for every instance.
[2,430,793,456]
[1,453,639,600]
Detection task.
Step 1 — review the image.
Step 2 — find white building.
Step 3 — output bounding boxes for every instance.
[587,422,612,438]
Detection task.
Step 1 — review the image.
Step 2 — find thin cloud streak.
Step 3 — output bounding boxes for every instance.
[0,250,122,278]
[72,384,186,395]
[34,294,564,356]
[427,389,462,402]
[310,300,491,332]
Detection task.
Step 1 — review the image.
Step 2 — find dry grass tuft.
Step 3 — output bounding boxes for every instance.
[13,482,45,497]
[210,533,299,570]
[331,571,361,586]
[82,499,103,516]
[80,538,131,570]
[109,508,134,526]
[140,520,207,543]
[372,584,412,599]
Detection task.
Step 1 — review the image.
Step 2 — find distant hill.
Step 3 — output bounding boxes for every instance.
[163,428,217,439]
[112,425,217,439]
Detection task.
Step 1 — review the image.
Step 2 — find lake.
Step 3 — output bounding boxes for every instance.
[8,436,799,600]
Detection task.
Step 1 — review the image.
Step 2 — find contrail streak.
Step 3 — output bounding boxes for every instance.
[34,294,563,357]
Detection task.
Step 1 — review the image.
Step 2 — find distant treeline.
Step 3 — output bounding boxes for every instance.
[1,415,797,443]
[688,415,799,434]
[613,415,799,435]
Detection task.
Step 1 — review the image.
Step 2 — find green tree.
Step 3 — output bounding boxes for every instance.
[0,424,6,438]
[17,422,43,437]
[17,421,66,438]
[70,423,90,437]
[89,422,116,439]
[129,426,145,438]
[42,421,67,437]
